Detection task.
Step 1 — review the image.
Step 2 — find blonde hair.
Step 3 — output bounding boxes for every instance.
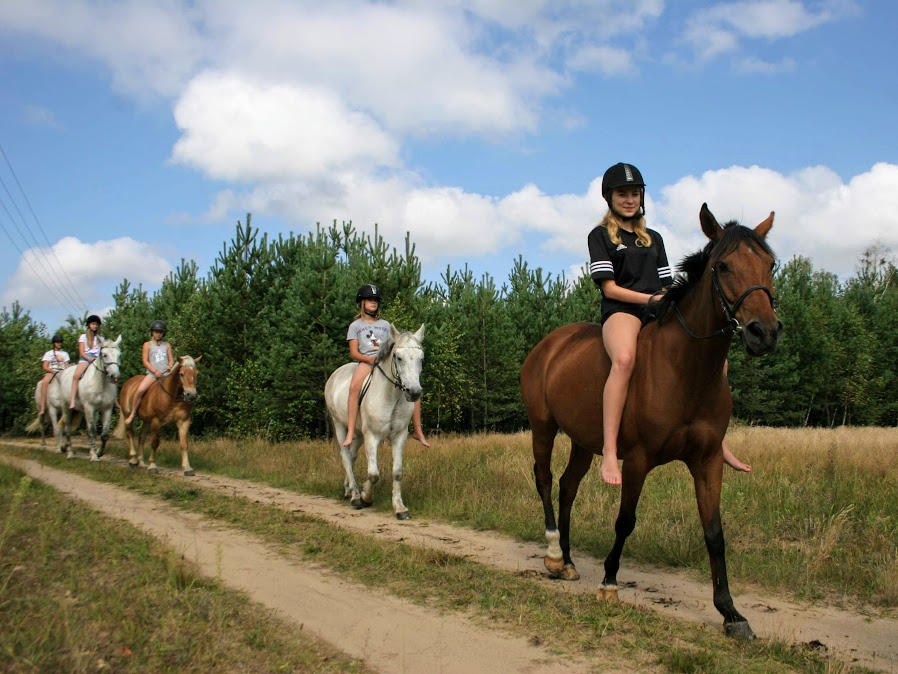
[354,300,381,321]
[600,210,652,248]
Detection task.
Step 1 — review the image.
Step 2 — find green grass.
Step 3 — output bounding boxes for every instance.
[1,445,872,673]
[94,426,898,610]
[0,462,372,674]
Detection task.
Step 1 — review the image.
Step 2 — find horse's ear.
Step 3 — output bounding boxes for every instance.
[194,355,203,363]
[414,323,425,342]
[390,323,400,341]
[114,335,122,347]
[754,211,775,239]
[700,203,723,242]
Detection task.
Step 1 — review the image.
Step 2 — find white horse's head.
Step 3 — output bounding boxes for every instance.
[99,335,122,383]
[388,324,425,402]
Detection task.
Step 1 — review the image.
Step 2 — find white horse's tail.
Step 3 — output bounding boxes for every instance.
[60,411,82,432]
[25,415,43,434]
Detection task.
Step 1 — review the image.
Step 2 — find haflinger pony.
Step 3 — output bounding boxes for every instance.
[521,204,781,639]
[27,371,68,453]
[325,324,425,521]
[113,355,201,476]
[54,336,122,461]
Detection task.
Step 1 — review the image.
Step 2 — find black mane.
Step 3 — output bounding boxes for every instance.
[654,221,775,323]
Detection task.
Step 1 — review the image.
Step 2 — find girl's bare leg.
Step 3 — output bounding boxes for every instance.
[600,313,642,486]
[412,400,430,447]
[69,362,89,409]
[125,375,156,424]
[39,373,53,415]
[343,364,371,446]
[722,439,752,472]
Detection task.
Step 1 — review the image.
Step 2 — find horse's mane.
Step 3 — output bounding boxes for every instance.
[655,221,775,323]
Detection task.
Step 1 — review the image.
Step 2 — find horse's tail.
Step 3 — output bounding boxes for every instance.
[60,411,82,432]
[25,415,43,434]
[112,413,127,440]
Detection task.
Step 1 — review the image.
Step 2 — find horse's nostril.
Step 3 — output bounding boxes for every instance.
[746,321,765,339]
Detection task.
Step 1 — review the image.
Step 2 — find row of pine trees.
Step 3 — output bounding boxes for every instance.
[1,215,896,437]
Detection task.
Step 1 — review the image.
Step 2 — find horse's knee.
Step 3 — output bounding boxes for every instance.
[614,510,637,538]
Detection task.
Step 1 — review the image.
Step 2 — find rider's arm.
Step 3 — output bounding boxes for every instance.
[348,339,375,365]
[41,359,54,374]
[166,343,175,371]
[599,279,656,305]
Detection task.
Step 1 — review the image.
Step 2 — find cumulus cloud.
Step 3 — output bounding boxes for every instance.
[3,236,172,312]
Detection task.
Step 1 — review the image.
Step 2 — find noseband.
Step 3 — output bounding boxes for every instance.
[674,266,777,340]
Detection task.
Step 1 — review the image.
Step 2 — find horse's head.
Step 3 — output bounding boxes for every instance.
[99,335,123,383]
[387,324,425,402]
[701,204,783,356]
[176,355,201,402]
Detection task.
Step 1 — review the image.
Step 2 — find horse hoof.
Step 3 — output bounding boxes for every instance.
[396,511,411,521]
[724,621,756,640]
[184,470,195,477]
[559,564,580,581]
[97,449,105,458]
[361,500,373,509]
[597,585,620,603]
[544,556,565,577]
[148,467,158,474]
[351,499,364,510]
[129,462,139,470]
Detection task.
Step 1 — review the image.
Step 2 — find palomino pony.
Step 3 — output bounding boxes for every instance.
[113,355,201,476]
[325,324,425,520]
[521,204,781,639]
[54,336,122,461]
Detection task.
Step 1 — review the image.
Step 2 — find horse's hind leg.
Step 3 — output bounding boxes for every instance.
[600,456,648,602]
[554,442,594,581]
[339,438,364,508]
[359,432,381,507]
[532,419,563,575]
[177,419,194,476]
[98,404,113,458]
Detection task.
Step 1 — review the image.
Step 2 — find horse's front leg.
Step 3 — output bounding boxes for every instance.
[339,435,364,506]
[554,443,594,581]
[689,458,754,639]
[97,402,114,458]
[359,431,382,507]
[126,418,140,468]
[137,421,153,471]
[600,454,649,601]
[147,421,162,473]
[390,429,410,520]
[176,417,195,477]
[62,409,76,459]
[84,404,101,461]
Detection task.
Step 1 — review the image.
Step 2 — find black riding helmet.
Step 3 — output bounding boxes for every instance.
[601,162,646,219]
[86,314,102,326]
[150,320,167,334]
[356,284,382,304]
[51,334,64,344]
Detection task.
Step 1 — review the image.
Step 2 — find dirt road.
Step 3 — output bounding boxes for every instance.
[2,444,896,673]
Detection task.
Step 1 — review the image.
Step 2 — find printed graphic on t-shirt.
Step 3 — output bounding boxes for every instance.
[365,329,382,351]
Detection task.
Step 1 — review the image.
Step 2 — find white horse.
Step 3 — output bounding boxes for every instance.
[325,324,425,521]
[27,371,69,453]
[56,336,122,461]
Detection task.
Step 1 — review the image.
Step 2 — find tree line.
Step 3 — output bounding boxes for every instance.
[1,214,896,437]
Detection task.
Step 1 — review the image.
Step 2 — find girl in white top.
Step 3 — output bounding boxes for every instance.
[39,334,71,415]
[124,320,175,424]
[69,315,104,409]
[342,284,430,448]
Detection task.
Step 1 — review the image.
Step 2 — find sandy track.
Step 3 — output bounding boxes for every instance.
[3,443,896,672]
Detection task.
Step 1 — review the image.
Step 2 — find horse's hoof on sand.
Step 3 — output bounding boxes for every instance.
[361,500,373,509]
[148,467,158,474]
[129,462,139,470]
[560,564,580,581]
[351,499,364,510]
[597,585,620,603]
[544,556,565,577]
[724,621,756,640]
[396,511,411,521]
[184,470,195,477]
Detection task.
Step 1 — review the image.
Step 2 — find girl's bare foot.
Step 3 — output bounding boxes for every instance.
[414,432,431,448]
[341,433,354,447]
[601,456,622,485]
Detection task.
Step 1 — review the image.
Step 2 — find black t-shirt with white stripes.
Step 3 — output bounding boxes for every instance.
[588,225,673,322]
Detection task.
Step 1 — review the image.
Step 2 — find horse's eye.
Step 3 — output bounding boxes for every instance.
[718,261,730,273]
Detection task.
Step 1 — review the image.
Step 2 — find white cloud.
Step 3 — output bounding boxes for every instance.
[566,45,636,75]
[170,71,400,182]
[3,236,172,312]
[22,105,64,130]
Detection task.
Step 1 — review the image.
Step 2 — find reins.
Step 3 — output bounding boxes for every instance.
[672,266,777,340]
[357,336,423,406]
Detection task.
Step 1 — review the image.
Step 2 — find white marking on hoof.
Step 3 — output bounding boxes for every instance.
[560,564,580,581]
[597,584,620,603]
[545,529,562,559]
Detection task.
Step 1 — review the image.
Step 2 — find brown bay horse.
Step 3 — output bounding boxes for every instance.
[521,204,781,639]
[114,355,201,476]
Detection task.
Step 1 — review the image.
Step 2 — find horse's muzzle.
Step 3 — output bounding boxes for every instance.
[404,386,422,403]
[183,392,198,402]
[742,318,783,356]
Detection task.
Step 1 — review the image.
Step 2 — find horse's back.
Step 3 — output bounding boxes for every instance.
[325,363,357,422]
[521,322,609,451]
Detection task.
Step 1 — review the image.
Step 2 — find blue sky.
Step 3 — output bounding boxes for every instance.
[2,0,896,331]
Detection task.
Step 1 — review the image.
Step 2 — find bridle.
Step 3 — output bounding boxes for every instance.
[84,345,121,381]
[359,336,424,402]
[673,265,777,340]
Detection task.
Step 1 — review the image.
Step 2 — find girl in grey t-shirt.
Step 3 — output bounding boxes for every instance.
[342,284,430,448]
